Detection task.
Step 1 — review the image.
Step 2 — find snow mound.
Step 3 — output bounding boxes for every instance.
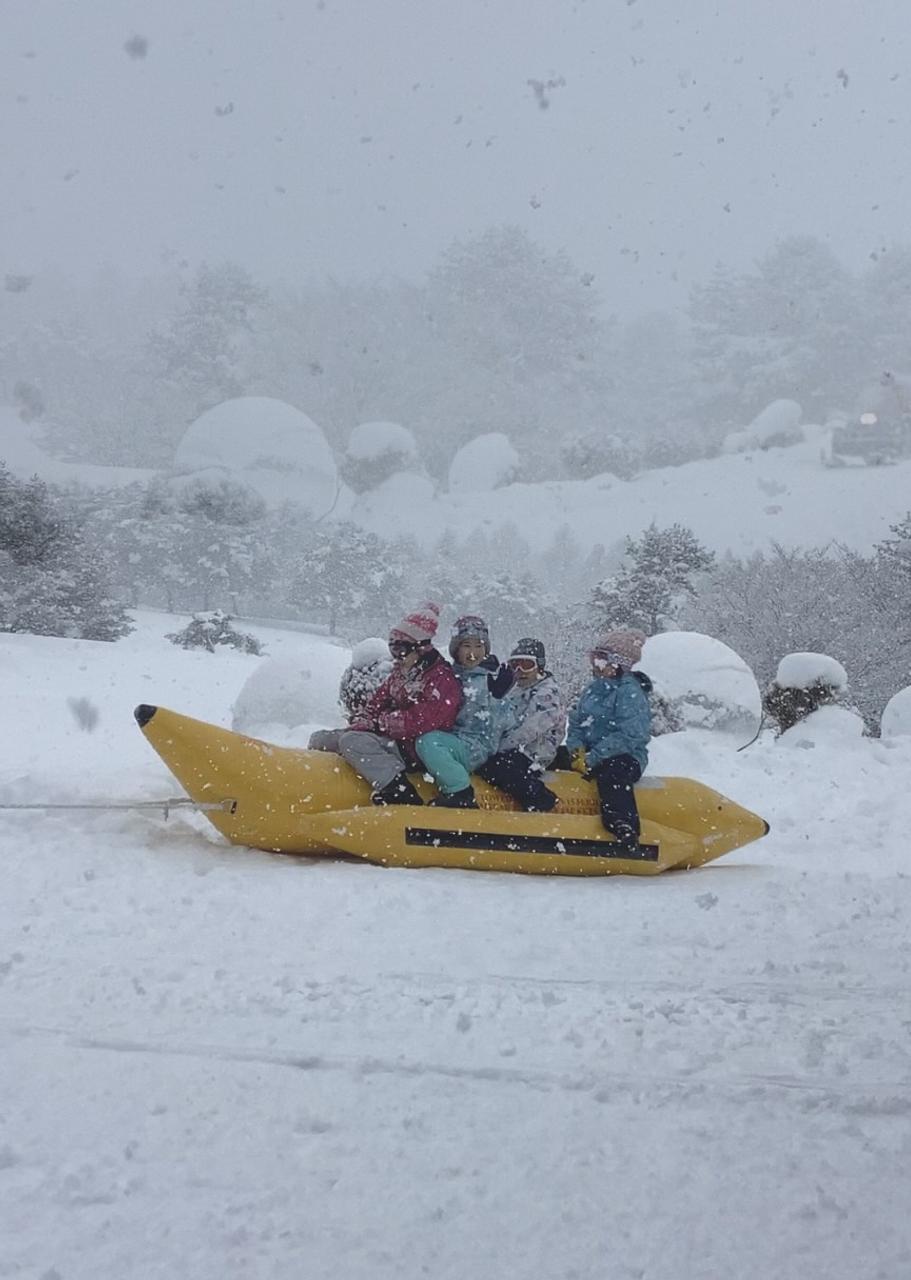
[448,433,519,493]
[641,631,762,740]
[364,471,436,505]
[232,654,340,735]
[881,685,911,738]
[722,399,803,455]
[778,703,866,749]
[347,421,417,462]
[0,405,152,489]
[776,652,848,692]
[749,399,803,444]
[174,397,341,514]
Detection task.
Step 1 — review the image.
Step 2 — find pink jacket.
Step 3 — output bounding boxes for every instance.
[357,649,462,765]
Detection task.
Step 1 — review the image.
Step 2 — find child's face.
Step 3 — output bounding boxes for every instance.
[456,637,487,668]
[590,654,619,679]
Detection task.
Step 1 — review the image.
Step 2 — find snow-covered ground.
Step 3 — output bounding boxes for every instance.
[2,613,910,1279]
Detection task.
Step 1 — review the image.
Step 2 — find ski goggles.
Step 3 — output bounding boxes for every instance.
[508,656,539,672]
[389,639,419,659]
[590,650,625,668]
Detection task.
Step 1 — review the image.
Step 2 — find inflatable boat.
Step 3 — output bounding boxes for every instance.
[134,704,769,877]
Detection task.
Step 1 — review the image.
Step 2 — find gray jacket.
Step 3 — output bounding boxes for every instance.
[499,672,566,768]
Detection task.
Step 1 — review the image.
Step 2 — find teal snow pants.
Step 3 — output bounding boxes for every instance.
[415,731,488,796]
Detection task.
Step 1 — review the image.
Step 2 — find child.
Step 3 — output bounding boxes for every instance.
[565,628,651,853]
[476,638,565,812]
[308,603,461,804]
[416,615,515,809]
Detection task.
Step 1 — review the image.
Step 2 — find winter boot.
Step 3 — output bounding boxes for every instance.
[429,786,479,809]
[525,784,558,813]
[609,822,641,855]
[371,774,424,806]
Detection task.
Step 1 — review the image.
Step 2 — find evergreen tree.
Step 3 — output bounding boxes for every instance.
[587,523,715,633]
[0,462,64,564]
[0,468,132,640]
[150,262,267,416]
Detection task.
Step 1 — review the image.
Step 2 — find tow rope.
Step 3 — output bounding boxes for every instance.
[0,797,236,819]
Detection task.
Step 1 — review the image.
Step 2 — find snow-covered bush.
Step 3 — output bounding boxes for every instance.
[447,433,519,493]
[560,431,641,480]
[338,638,393,720]
[723,399,803,454]
[167,610,262,655]
[340,421,419,494]
[640,631,762,740]
[763,652,849,734]
[881,686,911,738]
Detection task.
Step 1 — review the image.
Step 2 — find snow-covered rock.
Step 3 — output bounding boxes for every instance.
[881,685,911,738]
[342,421,422,494]
[778,703,866,749]
[174,397,342,514]
[749,399,803,445]
[231,653,340,735]
[447,433,519,493]
[722,400,803,455]
[775,652,848,692]
[347,421,418,464]
[640,631,762,741]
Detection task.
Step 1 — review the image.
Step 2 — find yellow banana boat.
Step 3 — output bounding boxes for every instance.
[134,704,769,877]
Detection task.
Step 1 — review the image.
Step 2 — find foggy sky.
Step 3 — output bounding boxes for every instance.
[4,0,910,312]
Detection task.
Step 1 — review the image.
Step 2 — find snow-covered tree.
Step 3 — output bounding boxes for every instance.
[686,544,911,726]
[289,522,406,636]
[0,461,64,564]
[150,262,267,416]
[690,236,864,426]
[586,523,715,634]
[0,468,132,640]
[763,652,851,734]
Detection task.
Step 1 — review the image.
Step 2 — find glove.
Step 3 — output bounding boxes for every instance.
[375,711,402,738]
[551,745,574,770]
[570,746,588,774]
[487,663,516,699]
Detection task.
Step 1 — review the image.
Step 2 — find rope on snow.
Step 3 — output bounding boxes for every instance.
[0,797,237,819]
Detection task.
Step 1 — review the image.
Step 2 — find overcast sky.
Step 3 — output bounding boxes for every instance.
[4,0,910,313]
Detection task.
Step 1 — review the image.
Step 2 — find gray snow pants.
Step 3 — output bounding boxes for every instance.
[308,728,407,791]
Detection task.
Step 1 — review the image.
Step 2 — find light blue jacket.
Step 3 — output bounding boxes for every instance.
[450,663,517,764]
[565,672,651,772]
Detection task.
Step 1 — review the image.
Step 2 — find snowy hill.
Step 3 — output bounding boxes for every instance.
[357,433,911,555]
[5,397,909,557]
[1,614,910,1278]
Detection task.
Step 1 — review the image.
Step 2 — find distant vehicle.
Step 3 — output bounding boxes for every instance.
[827,372,911,466]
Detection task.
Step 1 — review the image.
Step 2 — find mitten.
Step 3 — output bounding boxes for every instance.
[487,663,516,698]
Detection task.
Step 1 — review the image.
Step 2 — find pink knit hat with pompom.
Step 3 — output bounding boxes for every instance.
[389,601,441,645]
[591,628,647,668]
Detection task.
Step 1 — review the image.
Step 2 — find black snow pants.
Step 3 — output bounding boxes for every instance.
[476,749,558,812]
[590,753,642,838]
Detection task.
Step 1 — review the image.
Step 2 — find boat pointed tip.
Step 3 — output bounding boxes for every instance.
[134,703,158,728]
